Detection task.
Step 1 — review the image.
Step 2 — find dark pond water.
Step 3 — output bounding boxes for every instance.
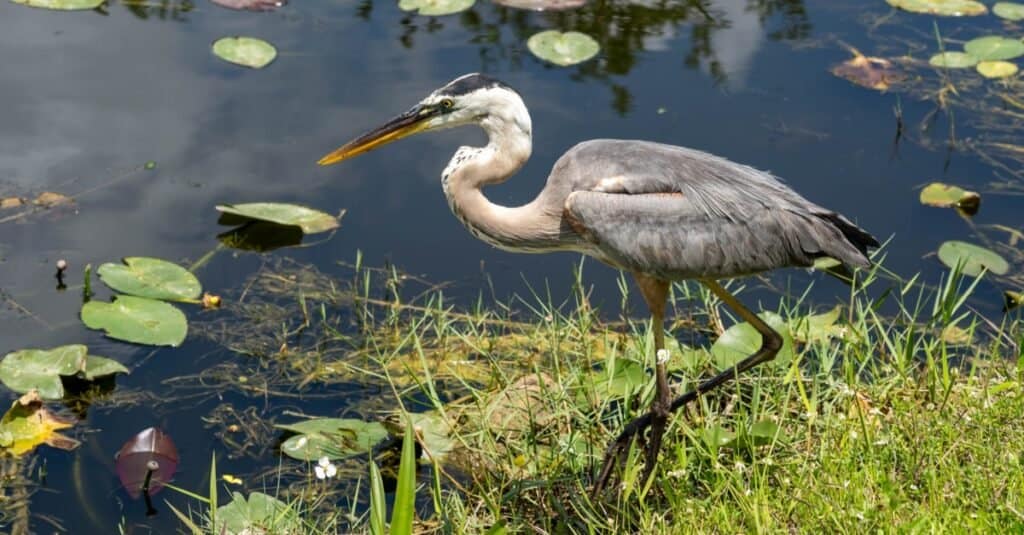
[0,0,1019,531]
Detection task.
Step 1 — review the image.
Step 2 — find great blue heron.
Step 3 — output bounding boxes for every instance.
[318,73,878,493]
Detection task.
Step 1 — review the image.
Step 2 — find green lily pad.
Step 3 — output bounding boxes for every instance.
[1004,290,1023,312]
[919,183,981,215]
[700,425,736,450]
[0,345,86,399]
[977,60,1019,78]
[994,2,1024,20]
[928,51,979,68]
[745,420,785,447]
[790,306,850,344]
[583,358,645,402]
[216,203,340,234]
[527,30,600,67]
[212,37,277,69]
[81,296,188,347]
[82,355,130,381]
[97,257,201,302]
[10,0,103,10]
[886,0,987,16]
[710,311,794,371]
[384,412,455,461]
[214,492,300,535]
[277,418,388,461]
[964,36,1024,61]
[937,241,1010,277]
[398,0,473,15]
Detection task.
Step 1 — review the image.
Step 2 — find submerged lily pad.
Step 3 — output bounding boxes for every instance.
[277,418,388,461]
[216,203,340,234]
[964,36,1024,61]
[217,221,304,252]
[215,492,301,535]
[831,54,904,91]
[937,241,1009,277]
[919,183,981,215]
[212,37,277,69]
[98,257,201,302]
[0,345,127,399]
[928,51,979,68]
[81,296,188,347]
[0,392,79,456]
[886,0,987,16]
[398,0,474,16]
[9,0,103,10]
[710,311,794,371]
[994,2,1024,20]
[977,60,1019,78]
[527,30,600,67]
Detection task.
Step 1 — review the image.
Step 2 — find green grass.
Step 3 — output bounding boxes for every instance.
[182,257,1024,534]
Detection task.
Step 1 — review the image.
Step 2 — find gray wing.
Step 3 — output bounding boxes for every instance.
[556,139,877,280]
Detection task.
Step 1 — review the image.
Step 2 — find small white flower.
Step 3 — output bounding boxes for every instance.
[314,456,337,480]
[656,349,670,365]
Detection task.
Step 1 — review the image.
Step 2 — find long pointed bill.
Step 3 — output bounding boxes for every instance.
[317,105,435,166]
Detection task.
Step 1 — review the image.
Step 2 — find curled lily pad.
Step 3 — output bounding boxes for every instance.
[928,51,978,68]
[964,36,1024,61]
[886,0,987,16]
[919,183,981,215]
[0,345,127,399]
[98,257,201,302]
[115,427,178,499]
[215,492,301,535]
[994,2,1024,20]
[212,37,277,69]
[398,0,474,16]
[1005,290,1023,312]
[217,221,304,252]
[711,311,794,371]
[9,0,103,10]
[937,241,1009,277]
[277,418,388,461]
[977,60,1019,79]
[527,30,600,67]
[0,392,79,456]
[216,203,340,234]
[81,296,188,347]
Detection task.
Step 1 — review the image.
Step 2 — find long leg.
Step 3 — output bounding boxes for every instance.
[593,279,783,495]
[633,275,671,484]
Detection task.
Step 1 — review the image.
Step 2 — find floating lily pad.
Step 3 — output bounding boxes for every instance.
[710,311,794,371]
[964,36,1024,61]
[277,418,388,461]
[212,37,277,69]
[790,306,850,344]
[398,0,474,16]
[831,54,904,91]
[384,412,455,461]
[928,51,979,68]
[9,0,103,10]
[98,257,201,302]
[977,60,1019,78]
[82,355,130,381]
[217,221,304,252]
[0,345,86,399]
[215,492,301,535]
[216,203,340,234]
[919,183,981,215]
[886,0,987,16]
[0,392,79,456]
[527,30,600,67]
[994,2,1024,20]
[81,296,188,347]
[937,241,1010,277]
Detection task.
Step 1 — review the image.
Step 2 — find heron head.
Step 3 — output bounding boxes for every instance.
[318,73,528,166]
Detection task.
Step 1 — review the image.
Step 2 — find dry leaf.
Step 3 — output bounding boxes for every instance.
[831,53,905,91]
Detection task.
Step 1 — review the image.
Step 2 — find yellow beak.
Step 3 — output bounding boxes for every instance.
[317,105,435,166]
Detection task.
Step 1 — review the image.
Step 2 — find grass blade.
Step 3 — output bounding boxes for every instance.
[390,418,417,535]
[368,459,386,535]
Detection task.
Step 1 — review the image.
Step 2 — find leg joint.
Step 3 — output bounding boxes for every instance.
[761,328,784,354]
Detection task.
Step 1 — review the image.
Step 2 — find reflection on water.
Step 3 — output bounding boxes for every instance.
[104,0,195,20]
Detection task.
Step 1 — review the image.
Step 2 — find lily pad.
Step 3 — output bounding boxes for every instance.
[994,2,1024,20]
[937,241,1010,277]
[384,412,455,461]
[9,0,103,10]
[397,0,474,16]
[831,54,904,91]
[215,492,301,535]
[977,60,1019,78]
[527,30,600,67]
[217,221,304,252]
[928,51,979,68]
[82,355,130,381]
[710,311,795,371]
[886,0,987,16]
[98,257,201,302]
[81,296,188,347]
[1004,290,1023,312]
[582,358,645,403]
[790,306,850,344]
[0,345,86,399]
[212,37,277,69]
[115,427,179,499]
[919,183,981,215]
[216,203,340,234]
[492,0,584,10]
[277,418,388,461]
[0,392,79,456]
[964,36,1024,61]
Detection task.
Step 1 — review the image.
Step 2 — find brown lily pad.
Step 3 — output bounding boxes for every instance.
[33,191,73,207]
[0,197,25,209]
[831,53,905,91]
[0,391,79,456]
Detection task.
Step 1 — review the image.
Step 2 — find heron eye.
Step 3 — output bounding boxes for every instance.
[441,98,454,109]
